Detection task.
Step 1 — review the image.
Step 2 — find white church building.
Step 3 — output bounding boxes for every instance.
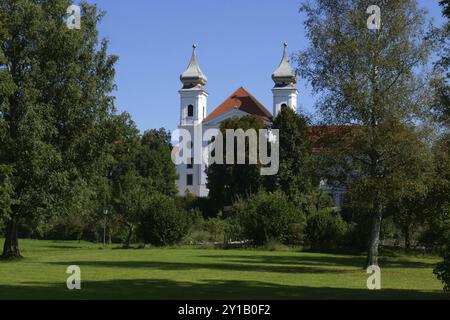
[176,43,298,197]
[175,44,346,208]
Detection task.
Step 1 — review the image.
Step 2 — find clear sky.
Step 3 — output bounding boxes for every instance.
[84,0,446,133]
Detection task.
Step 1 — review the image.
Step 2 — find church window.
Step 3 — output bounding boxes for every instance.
[281,103,288,110]
[187,174,193,186]
[187,105,194,117]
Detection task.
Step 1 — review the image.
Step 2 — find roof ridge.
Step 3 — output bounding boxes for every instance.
[204,87,272,122]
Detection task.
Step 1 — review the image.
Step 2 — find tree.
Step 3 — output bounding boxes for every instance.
[266,108,315,198]
[388,190,428,252]
[206,115,266,211]
[110,117,178,247]
[0,1,119,258]
[139,192,189,246]
[232,190,306,245]
[0,165,14,232]
[137,128,178,197]
[297,0,437,266]
[431,0,450,292]
[432,0,450,127]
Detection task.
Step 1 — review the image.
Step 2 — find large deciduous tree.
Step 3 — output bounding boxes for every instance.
[297,0,438,266]
[206,115,265,212]
[432,0,450,292]
[265,108,316,198]
[0,0,118,259]
[110,117,178,248]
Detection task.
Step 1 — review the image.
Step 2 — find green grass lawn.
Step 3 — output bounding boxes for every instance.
[0,239,447,299]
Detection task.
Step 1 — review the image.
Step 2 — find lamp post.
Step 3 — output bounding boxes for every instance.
[103,208,108,246]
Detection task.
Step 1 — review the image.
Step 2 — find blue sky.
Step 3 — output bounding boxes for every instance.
[85,0,446,133]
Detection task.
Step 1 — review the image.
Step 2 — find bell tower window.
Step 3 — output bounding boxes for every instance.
[187,105,194,117]
[186,174,193,186]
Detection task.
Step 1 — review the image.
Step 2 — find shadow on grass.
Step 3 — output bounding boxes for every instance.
[196,254,436,269]
[47,260,351,274]
[42,245,87,250]
[0,278,446,300]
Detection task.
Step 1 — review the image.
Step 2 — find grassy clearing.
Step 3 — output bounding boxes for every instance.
[0,239,447,299]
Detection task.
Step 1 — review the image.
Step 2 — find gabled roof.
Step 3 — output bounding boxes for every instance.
[204,87,272,122]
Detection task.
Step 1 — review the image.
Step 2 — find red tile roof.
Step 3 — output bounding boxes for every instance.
[204,87,273,122]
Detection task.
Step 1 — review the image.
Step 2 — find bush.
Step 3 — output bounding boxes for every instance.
[233,190,306,245]
[305,211,348,250]
[264,239,290,251]
[139,193,189,246]
[434,247,450,292]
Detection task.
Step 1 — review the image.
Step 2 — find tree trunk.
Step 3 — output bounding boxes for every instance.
[123,224,133,248]
[1,217,22,260]
[366,207,382,267]
[404,225,411,253]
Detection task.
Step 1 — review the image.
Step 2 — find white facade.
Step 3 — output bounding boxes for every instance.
[176,44,298,198]
[272,87,298,116]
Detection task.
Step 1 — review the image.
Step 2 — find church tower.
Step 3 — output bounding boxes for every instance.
[272,43,298,117]
[177,44,208,196]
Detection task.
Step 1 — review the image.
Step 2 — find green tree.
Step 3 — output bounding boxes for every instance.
[432,0,450,292]
[0,165,14,229]
[298,0,437,266]
[206,115,266,211]
[139,192,189,246]
[233,190,306,245]
[432,0,450,127]
[110,117,178,247]
[266,108,315,198]
[305,211,348,251]
[138,128,178,196]
[0,1,119,258]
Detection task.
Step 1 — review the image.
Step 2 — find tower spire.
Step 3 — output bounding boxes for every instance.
[271,43,298,117]
[272,42,296,86]
[180,44,208,89]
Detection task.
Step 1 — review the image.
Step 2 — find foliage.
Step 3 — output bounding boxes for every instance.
[0,164,14,225]
[232,190,306,245]
[305,211,348,250]
[434,246,450,292]
[0,0,120,258]
[109,117,178,247]
[139,193,189,246]
[266,108,316,197]
[420,135,450,251]
[137,128,178,196]
[297,0,438,265]
[206,115,266,211]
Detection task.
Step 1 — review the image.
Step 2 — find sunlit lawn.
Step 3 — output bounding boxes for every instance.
[0,239,447,299]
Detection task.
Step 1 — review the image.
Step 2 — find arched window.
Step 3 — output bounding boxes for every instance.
[187,105,194,117]
[281,103,288,110]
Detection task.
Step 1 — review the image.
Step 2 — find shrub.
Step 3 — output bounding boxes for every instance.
[434,247,450,292]
[185,213,242,245]
[233,190,306,245]
[305,211,348,250]
[139,193,189,246]
[264,239,290,251]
